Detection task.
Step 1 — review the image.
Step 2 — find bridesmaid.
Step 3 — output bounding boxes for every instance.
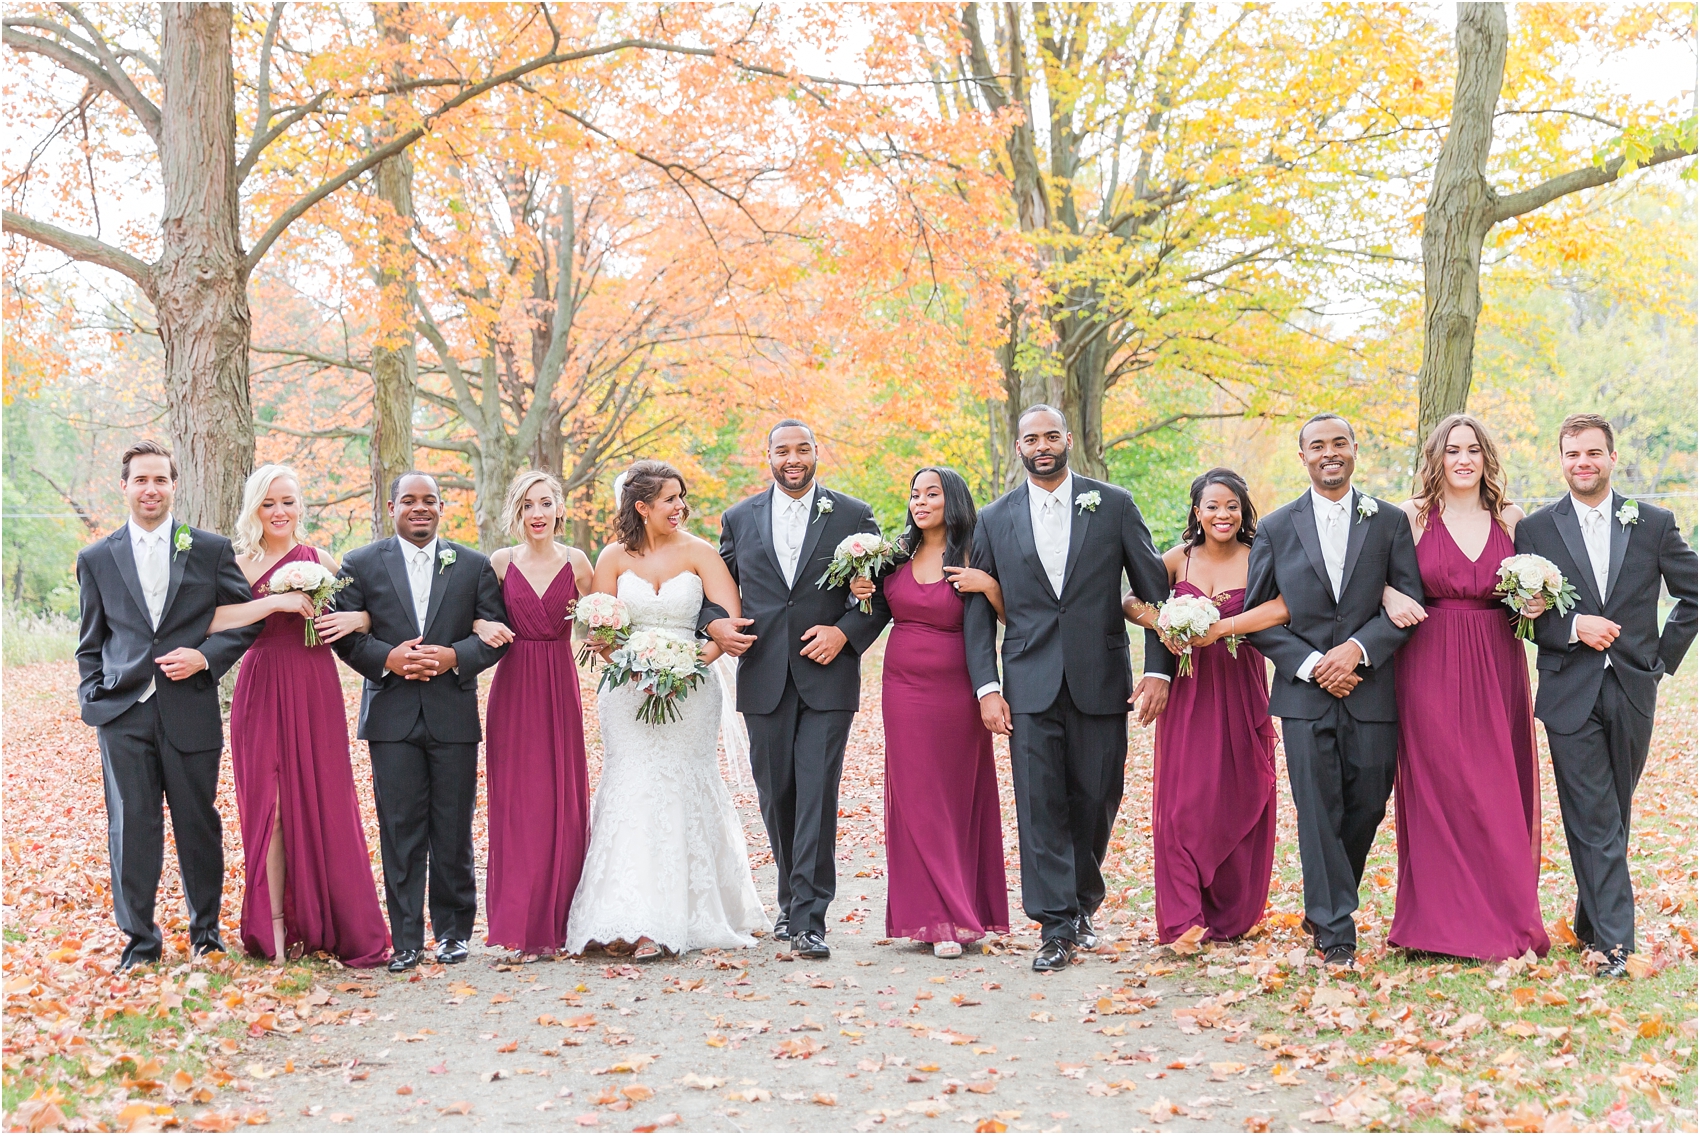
[851,467,1007,959]
[470,471,594,959]
[1122,469,1285,943]
[207,464,389,966]
[1386,415,1549,960]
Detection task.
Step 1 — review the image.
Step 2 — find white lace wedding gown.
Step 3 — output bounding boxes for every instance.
[566,571,767,955]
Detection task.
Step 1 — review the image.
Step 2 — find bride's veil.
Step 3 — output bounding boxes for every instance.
[612,467,752,788]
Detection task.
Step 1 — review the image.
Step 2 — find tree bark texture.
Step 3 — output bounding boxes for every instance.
[153,3,254,533]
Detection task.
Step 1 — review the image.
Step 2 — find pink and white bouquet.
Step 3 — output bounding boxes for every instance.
[1494,553,1578,641]
[816,532,899,613]
[1156,593,1221,677]
[570,592,631,665]
[263,561,349,646]
[599,630,712,725]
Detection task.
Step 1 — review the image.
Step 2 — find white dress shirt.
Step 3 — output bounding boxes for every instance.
[403,536,438,633]
[771,484,814,589]
[129,515,173,702]
[1568,494,1613,665]
[1295,489,1368,683]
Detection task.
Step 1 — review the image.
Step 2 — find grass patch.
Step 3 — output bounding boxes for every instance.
[2,608,77,667]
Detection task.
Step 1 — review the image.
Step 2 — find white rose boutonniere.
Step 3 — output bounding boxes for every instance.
[438,546,456,574]
[815,496,833,520]
[1356,495,1379,522]
[172,523,193,560]
[1075,490,1101,513]
[1616,499,1640,526]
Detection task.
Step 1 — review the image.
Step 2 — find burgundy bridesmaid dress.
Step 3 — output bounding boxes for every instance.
[230,544,390,966]
[880,561,1008,943]
[1152,578,1278,943]
[1390,517,1549,960]
[483,561,589,954]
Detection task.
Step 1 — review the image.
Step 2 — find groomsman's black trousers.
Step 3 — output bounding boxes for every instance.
[1545,668,1654,956]
[96,697,225,967]
[744,675,854,938]
[1279,705,1398,951]
[368,716,479,951]
[1010,681,1128,943]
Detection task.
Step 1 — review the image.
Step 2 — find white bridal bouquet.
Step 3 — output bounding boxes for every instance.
[817,532,899,614]
[570,592,631,666]
[1156,593,1221,677]
[263,561,349,646]
[1494,553,1579,641]
[599,630,713,725]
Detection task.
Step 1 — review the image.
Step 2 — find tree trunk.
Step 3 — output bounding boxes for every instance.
[368,4,418,536]
[1414,2,1506,445]
[153,3,252,533]
[1058,329,1108,478]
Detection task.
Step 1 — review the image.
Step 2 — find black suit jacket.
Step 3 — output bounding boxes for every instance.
[1245,490,1422,722]
[1515,493,1698,734]
[703,485,888,715]
[76,523,261,751]
[330,537,508,744]
[962,476,1173,717]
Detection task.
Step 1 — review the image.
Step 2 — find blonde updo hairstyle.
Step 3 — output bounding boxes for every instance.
[503,469,567,540]
[234,463,306,558]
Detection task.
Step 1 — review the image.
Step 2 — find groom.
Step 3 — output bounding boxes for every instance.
[76,441,263,969]
[700,420,887,960]
[963,405,1174,972]
[1516,414,1696,976]
[1244,412,1422,967]
[331,473,508,971]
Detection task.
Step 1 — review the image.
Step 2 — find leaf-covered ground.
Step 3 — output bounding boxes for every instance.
[3,646,1694,1132]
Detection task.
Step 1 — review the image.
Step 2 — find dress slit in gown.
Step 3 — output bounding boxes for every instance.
[1390,516,1549,960]
[879,561,1008,944]
[484,561,590,954]
[230,544,389,965]
[1151,578,1278,943]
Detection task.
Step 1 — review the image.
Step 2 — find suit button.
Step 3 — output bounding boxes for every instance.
[1335,615,1344,623]
[787,600,794,608]
[1059,606,1067,614]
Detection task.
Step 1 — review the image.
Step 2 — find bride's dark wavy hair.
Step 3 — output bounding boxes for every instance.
[893,466,978,571]
[614,460,691,553]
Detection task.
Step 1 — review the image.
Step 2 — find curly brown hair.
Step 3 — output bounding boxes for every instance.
[613,460,691,553]
[1414,414,1511,532]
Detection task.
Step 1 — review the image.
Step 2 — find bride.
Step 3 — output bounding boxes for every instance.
[566,460,767,959]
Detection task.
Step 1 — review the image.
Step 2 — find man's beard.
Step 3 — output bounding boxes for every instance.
[1021,448,1070,477]
[772,461,815,490]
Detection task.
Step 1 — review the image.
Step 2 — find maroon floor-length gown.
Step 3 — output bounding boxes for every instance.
[483,561,590,954]
[230,544,390,966]
[880,561,1009,943]
[1152,578,1278,943]
[1391,517,1548,960]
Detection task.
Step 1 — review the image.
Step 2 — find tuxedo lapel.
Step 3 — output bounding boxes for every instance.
[1062,479,1092,594]
[384,537,419,633]
[1289,493,1333,600]
[1008,483,1051,595]
[1604,492,1630,605]
[421,542,453,637]
[107,527,151,626]
[161,525,189,622]
[1551,497,1601,609]
[1338,490,1371,596]
[791,486,830,594]
[748,490,785,585]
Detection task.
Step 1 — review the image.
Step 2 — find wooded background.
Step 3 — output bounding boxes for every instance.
[4,2,1695,620]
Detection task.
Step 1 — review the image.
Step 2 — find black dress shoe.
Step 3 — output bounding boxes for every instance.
[1032,937,1075,972]
[1322,944,1356,968]
[116,952,161,973]
[1074,913,1099,951]
[1597,950,1630,979]
[388,949,424,973]
[191,936,226,959]
[793,931,830,959]
[773,915,791,942]
[435,939,469,965]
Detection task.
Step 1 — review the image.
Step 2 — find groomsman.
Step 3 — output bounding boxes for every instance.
[1516,414,1697,977]
[330,473,508,971]
[76,441,263,969]
[1244,413,1423,967]
[699,420,887,960]
[962,406,1174,972]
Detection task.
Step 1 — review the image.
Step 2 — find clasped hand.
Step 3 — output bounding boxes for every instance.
[385,637,456,680]
[1312,641,1364,698]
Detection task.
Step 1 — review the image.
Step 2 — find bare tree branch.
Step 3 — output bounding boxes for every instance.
[1,208,152,288]
[1103,410,1247,450]
[3,16,161,144]
[1492,143,1697,222]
